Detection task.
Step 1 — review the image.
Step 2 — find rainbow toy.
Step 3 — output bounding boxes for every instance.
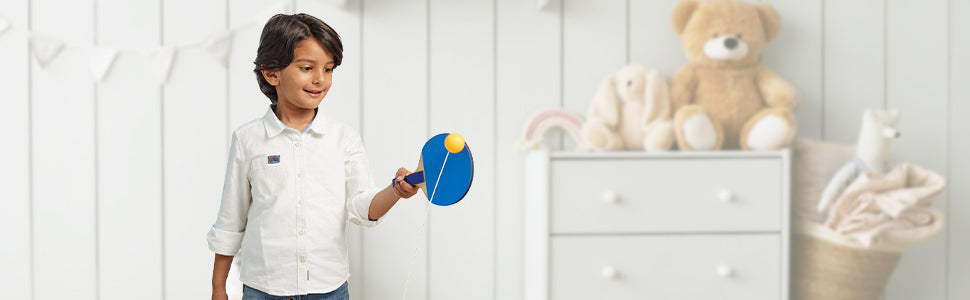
[516,108,589,151]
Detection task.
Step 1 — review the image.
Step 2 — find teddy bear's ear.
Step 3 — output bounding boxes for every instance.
[671,0,699,35]
[754,3,781,41]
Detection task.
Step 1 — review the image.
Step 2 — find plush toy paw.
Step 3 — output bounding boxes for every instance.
[684,113,718,150]
[581,120,624,151]
[643,120,675,151]
[674,105,723,151]
[741,109,796,150]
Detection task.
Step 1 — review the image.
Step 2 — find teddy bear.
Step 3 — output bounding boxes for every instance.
[669,0,799,151]
[580,64,675,151]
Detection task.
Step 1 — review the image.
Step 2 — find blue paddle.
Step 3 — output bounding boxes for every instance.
[393,133,474,206]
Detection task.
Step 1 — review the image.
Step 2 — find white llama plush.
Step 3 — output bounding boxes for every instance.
[816,109,900,213]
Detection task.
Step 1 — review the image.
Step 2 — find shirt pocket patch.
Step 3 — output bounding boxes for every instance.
[250,155,288,202]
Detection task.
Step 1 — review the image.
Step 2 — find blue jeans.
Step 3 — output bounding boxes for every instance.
[242,282,349,300]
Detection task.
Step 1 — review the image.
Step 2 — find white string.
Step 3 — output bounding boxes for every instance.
[402,152,450,300]
[428,152,450,205]
[401,196,430,300]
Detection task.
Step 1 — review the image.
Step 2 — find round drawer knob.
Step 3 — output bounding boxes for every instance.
[717,189,734,203]
[716,264,734,278]
[601,266,619,279]
[602,190,619,204]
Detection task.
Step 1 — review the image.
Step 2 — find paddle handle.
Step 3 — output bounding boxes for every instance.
[392,171,425,187]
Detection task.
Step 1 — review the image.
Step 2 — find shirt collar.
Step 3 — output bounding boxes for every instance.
[263,104,327,137]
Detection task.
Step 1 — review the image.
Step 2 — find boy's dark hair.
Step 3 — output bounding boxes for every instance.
[253,13,343,103]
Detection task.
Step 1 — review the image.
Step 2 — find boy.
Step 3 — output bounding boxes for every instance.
[207,13,418,300]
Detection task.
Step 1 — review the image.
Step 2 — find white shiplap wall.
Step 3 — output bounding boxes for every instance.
[162,0,231,298]
[0,0,966,299]
[96,0,163,298]
[0,0,30,299]
[30,0,98,298]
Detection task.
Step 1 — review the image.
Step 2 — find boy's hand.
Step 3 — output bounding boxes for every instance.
[393,168,419,199]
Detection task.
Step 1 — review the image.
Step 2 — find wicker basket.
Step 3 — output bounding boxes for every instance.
[791,222,904,300]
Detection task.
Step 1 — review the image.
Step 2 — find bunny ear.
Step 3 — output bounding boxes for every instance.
[642,69,671,129]
[588,74,620,129]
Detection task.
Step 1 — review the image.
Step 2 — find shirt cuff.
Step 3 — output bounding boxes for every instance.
[207,226,244,256]
[350,188,382,228]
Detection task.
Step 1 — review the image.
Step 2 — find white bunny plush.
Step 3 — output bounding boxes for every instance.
[816,109,900,213]
[580,64,676,151]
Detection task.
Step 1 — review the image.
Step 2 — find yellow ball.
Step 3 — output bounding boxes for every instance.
[444,133,465,153]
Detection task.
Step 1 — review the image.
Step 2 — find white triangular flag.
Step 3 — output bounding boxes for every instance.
[29,34,64,68]
[85,47,118,82]
[538,0,550,9]
[0,17,10,36]
[205,31,233,68]
[149,47,177,84]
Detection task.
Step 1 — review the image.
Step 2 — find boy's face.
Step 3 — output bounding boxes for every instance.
[262,38,335,110]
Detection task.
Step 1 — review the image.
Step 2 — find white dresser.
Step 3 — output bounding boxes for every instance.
[524,150,791,300]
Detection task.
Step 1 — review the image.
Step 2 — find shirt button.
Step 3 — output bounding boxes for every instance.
[297,199,304,205]
[299,230,305,235]
[295,142,301,148]
[297,171,304,178]
[300,256,307,263]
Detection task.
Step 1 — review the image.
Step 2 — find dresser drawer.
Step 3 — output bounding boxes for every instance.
[550,158,782,234]
[550,234,781,300]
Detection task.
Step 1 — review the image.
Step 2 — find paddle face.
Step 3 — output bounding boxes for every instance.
[395,133,473,206]
[421,133,473,206]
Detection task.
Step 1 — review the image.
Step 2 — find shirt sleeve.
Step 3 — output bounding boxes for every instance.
[344,129,383,227]
[206,132,252,255]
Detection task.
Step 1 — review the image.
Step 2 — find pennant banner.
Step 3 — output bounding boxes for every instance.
[148,47,177,84]
[9,2,283,82]
[0,17,10,36]
[30,34,65,68]
[538,0,551,9]
[85,47,118,82]
[205,31,234,68]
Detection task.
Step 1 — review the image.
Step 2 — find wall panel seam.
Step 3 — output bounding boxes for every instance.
[358,0,366,296]
[159,0,167,297]
[93,0,102,298]
[820,0,825,140]
[625,0,629,64]
[426,0,431,299]
[558,0,563,150]
[882,0,889,109]
[28,0,35,298]
[491,0,498,298]
[943,0,953,299]
[225,0,230,149]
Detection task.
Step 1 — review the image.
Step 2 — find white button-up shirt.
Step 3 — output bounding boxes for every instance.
[207,106,382,296]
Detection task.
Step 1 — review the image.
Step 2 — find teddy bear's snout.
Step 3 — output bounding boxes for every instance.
[703,35,749,61]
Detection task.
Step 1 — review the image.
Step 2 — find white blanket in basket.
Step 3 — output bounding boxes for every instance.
[824,162,945,248]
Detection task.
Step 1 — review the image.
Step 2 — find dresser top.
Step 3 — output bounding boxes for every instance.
[543,149,791,160]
